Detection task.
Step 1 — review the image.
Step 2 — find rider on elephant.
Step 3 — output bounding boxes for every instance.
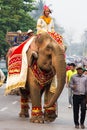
[37,5,55,34]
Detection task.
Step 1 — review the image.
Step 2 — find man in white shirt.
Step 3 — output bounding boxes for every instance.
[69,65,87,129]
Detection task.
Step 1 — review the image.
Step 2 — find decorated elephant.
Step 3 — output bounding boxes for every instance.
[5,31,66,123]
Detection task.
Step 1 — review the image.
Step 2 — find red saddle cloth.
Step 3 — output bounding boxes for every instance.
[5,37,34,95]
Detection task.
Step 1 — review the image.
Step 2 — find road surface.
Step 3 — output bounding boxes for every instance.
[0,84,87,130]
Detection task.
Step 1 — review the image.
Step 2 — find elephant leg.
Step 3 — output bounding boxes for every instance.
[29,86,44,123]
[19,97,29,118]
[44,83,57,122]
[19,85,30,118]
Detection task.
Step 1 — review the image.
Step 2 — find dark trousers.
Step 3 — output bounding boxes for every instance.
[73,95,86,125]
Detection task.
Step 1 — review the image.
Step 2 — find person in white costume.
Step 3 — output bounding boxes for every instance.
[37,5,55,34]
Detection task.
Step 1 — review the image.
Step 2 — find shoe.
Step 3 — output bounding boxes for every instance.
[80,124,85,129]
[68,104,72,108]
[75,125,79,129]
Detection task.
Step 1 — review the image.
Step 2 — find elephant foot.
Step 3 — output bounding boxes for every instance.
[19,97,29,118]
[44,103,57,122]
[30,116,44,123]
[19,112,29,118]
[44,109,57,122]
[44,112,57,122]
[19,109,29,118]
[30,106,44,123]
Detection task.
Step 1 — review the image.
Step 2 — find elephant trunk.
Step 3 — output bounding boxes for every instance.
[44,46,66,108]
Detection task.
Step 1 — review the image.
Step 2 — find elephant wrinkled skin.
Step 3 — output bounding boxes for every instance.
[19,32,66,123]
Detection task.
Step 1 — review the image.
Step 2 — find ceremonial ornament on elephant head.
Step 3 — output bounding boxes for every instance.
[30,59,55,89]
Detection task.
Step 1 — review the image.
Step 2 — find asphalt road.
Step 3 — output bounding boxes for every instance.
[0,84,87,130]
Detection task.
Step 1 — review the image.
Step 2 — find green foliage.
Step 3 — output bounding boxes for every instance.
[0,0,37,58]
[31,0,45,20]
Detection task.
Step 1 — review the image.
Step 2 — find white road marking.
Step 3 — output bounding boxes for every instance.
[12,101,18,104]
[0,107,8,111]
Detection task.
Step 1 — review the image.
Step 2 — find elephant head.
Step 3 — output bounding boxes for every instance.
[28,32,66,108]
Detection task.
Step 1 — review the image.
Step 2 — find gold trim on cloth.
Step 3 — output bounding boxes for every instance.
[37,25,42,28]
[5,82,25,95]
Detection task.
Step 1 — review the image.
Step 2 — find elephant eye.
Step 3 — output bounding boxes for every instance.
[46,45,53,51]
[47,54,52,59]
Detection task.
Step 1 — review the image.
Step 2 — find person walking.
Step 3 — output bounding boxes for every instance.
[36,5,55,34]
[83,68,87,110]
[66,63,77,108]
[69,65,87,129]
[0,69,5,87]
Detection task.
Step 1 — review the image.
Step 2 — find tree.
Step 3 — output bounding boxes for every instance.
[30,0,45,21]
[0,0,37,58]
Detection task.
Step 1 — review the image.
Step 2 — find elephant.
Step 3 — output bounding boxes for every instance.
[18,32,66,123]
[6,31,66,123]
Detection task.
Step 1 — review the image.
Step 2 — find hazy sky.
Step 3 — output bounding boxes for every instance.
[44,0,87,42]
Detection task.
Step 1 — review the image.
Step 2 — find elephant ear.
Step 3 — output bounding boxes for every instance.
[28,51,38,66]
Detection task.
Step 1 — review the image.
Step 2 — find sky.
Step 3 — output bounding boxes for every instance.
[44,0,87,42]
